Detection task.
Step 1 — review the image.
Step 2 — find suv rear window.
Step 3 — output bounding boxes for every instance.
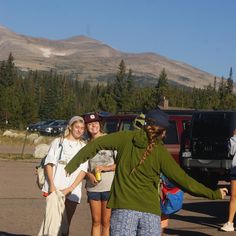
[192,113,231,138]
[164,120,179,144]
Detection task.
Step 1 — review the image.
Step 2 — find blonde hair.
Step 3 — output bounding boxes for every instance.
[64,116,85,138]
[131,125,166,174]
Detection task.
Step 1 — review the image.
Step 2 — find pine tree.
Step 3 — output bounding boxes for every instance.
[0,53,15,87]
[213,77,217,91]
[112,60,134,111]
[153,68,169,107]
[226,67,233,94]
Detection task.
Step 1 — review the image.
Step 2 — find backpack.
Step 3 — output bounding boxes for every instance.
[35,137,64,190]
[160,174,184,215]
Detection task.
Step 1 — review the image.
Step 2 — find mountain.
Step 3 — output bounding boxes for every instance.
[0,25,219,88]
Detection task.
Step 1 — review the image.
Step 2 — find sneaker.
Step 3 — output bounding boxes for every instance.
[220,222,234,232]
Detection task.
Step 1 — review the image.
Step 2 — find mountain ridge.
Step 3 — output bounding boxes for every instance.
[0,25,220,88]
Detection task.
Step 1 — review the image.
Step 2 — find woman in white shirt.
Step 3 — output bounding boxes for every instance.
[221,128,236,232]
[42,116,88,235]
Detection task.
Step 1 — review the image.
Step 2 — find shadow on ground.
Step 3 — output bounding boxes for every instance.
[164,201,231,235]
[0,232,30,236]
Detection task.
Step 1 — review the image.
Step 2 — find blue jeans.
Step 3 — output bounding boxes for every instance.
[110,209,161,236]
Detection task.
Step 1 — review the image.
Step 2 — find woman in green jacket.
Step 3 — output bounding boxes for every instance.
[65,109,228,236]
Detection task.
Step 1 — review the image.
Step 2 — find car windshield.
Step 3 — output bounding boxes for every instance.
[192,113,231,138]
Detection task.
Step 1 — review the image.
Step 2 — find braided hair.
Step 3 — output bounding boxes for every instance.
[131,124,166,174]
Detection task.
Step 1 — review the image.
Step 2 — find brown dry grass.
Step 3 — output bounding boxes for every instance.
[0,130,54,146]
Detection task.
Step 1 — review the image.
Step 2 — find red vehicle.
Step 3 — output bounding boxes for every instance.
[101,111,192,164]
[164,114,191,163]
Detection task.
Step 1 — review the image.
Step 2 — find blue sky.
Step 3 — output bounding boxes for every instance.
[0,0,235,80]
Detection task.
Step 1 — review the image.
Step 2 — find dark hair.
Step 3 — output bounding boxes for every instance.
[86,120,105,140]
[131,125,166,173]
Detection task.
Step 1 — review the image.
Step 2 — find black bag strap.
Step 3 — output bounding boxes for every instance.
[58,136,64,161]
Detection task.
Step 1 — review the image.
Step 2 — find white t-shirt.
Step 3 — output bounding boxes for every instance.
[86,150,115,192]
[230,135,236,174]
[42,137,88,203]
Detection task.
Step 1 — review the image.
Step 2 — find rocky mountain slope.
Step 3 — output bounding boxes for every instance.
[0,25,219,88]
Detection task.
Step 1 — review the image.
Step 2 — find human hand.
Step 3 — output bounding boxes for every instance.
[219,188,228,199]
[60,188,69,196]
[87,172,98,185]
[49,184,56,194]
[60,186,74,196]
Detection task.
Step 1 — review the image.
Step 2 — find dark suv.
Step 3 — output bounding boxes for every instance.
[181,111,236,188]
[102,111,192,164]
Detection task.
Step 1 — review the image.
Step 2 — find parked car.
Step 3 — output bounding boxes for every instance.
[48,120,68,136]
[181,110,236,188]
[38,120,67,136]
[26,120,54,132]
[101,111,192,164]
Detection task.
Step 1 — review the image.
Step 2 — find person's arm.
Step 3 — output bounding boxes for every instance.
[95,164,116,172]
[86,172,98,185]
[44,164,56,193]
[65,131,126,174]
[158,146,228,200]
[86,164,116,186]
[43,138,61,193]
[60,170,87,196]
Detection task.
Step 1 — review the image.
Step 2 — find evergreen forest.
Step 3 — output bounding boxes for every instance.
[0,53,235,130]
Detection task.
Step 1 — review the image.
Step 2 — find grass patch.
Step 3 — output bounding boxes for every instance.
[0,153,35,160]
[0,130,54,146]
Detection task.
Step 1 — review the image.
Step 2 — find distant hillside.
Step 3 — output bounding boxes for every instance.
[0,25,221,88]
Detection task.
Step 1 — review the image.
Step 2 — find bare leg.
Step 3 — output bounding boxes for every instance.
[101,201,111,236]
[89,200,102,236]
[161,214,169,236]
[228,180,236,223]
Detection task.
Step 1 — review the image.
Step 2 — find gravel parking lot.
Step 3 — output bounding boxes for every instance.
[0,144,232,236]
[0,159,91,236]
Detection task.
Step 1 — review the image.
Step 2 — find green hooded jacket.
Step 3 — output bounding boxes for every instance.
[65,129,222,215]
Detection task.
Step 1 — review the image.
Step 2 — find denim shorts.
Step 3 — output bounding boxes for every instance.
[87,191,110,201]
[110,209,161,236]
[230,173,236,180]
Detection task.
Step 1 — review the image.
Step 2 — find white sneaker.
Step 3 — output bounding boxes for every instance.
[220,222,234,232]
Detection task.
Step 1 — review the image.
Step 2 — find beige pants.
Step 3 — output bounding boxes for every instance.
[38,190,68,236]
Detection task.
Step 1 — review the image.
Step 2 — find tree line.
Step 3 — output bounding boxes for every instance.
[0,53,235,129]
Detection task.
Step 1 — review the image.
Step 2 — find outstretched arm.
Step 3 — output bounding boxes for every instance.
[65,131,125,174]
[159,146,228,200]
[60,170,87,196]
